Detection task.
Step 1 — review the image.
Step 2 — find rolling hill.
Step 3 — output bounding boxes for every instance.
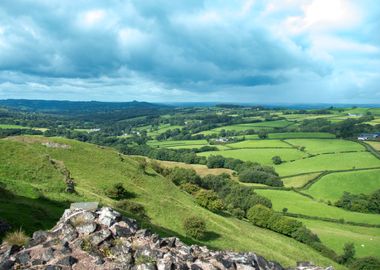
[0,135,343,269]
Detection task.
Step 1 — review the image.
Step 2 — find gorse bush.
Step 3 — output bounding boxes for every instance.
[183,216,206,240]
[115,200,146,217]
[180,183,200,195]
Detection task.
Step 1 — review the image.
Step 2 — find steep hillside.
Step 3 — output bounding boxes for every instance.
[0,136,343,269]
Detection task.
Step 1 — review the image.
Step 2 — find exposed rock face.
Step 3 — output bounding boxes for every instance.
[0,206,332,270]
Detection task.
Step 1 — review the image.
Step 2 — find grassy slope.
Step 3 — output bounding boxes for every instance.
[305,169,380,201]
[0,136,342,269]
[255,190,380,225]
[227,139,291,148]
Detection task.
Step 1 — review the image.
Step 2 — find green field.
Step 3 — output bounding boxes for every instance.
[227,139,291,149]
[367,141,380,151]
[285,139,364,154]
[148,139,208,148]
[200,120,294,134]
[0,124,29,129]
[268,132,335,139]
[0,136,342,268]
[276,152,380,176]
[199,148,307,165]
[255,190,380,225]
[282,172,321,188]
[299,219,380,259]
[305,169,380,201]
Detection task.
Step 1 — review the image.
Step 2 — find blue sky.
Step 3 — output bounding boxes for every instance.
[0,0,379,103]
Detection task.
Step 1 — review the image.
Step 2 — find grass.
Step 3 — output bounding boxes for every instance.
[0,135,342,269]
[299,218,380,259]
[227,140,291,149]
[268,132,336,139]
[4,228,29,246]
[0,124,29,129]
[255,190,380,225]
[282,172,322,188]
[284,139,364,155]
[275,152,380,176]
[366,141,380,151]
[148,140,208,148]
[305,169,380,201]
[198,148,308,165]
[199,120,293,134]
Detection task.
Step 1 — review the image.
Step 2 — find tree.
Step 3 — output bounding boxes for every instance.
[282,207,288,213]
[195,189,224,212]
[350,257,380,270]
[258,130,268,139]
[247,204,273,227]
[206,155,226,168]
[272,156,282,165]
[339,242,355,264]
[183,216,206,240]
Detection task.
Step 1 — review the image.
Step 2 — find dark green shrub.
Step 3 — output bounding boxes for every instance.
[230,208,245,219]
[106,183,132,200]
[168,167,201,186]
[195,189,224,212]
[115,200,146,216]
[338,242,356,265]
[272,156,282,165]
[183,216,206,240]
[247,204,273,227]
[350,257,380,270]
[206,155,226,168]
[180,183,200,195]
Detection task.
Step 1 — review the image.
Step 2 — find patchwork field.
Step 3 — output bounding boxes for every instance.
[366,141,380,151]
[281,172,322,188]
[227,139,291,149]
[305,169,380,201]
[285,139,365,154]
[199,148,308,165]
[275,152,380,176]
[255,190,380,225]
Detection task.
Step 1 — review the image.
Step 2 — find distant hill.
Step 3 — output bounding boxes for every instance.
[0,99,167,114]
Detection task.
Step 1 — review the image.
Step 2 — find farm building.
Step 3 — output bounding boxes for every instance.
[358,133,380,141]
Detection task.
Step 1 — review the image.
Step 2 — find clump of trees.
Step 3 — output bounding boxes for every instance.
[272,156,282,165]
[335,190,380,214]
[206,155,283,187]
[246,204,340,262]
[183,216,206,240]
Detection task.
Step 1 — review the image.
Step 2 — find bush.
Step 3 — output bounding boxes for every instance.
[106,182,132,200]
[183,216,206,240]
[206,155,226,168]
[115,200,146,216]
[338,242,356,265]
[272,156,282,165]
[168,168,201,186]
[4,229,29,247]
[180,183,200,195]
[246,204,273,227]
[230,208,245,219]
[350,257,380,270]
[195,189,224,212]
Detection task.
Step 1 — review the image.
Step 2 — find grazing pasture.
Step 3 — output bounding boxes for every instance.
[281,172,322,188]
[268,132,335,139]
[255,190,380,225]
[366,141,380,151]
[284,139,364,154]
[275,152,380,176]
[199,148,307,165]
[305,169,380,201]
[227,139,291,149]
[299,219,380,259]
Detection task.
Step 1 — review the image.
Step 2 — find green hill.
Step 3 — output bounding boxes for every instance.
[0,136,343,269]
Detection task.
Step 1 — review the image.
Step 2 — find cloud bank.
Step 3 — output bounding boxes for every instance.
[0,0,379,103]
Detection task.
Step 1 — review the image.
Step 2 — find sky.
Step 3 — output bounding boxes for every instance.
[0,0,379,104]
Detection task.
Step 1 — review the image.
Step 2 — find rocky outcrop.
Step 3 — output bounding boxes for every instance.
[0,205,333,270]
